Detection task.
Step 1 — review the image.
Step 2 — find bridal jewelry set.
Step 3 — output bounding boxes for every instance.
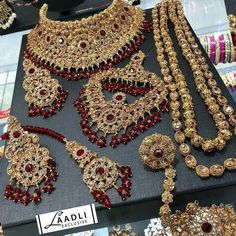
[1,0,236,235]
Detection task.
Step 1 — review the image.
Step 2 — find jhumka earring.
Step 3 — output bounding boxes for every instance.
[139,133,236,235]
[23,58,68,118]
[0,0,16,30]
[74,51,169,148]
[3,116,57,205]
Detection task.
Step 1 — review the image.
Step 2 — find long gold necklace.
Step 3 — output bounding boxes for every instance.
[152,0,236,178]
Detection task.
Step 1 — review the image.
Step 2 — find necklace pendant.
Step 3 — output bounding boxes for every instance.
[75,51,169,148]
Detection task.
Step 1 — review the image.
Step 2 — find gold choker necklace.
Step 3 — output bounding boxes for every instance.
[23,0,151,80]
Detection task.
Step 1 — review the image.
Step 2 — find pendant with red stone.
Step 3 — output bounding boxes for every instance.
[4,116,57,205]
[75,51,168,148]
[66,140,132,209]
[83,158,132,208]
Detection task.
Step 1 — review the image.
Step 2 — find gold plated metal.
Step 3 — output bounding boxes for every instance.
[152,0,236,178]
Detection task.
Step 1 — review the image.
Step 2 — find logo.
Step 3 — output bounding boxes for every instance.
[36,204,98,234]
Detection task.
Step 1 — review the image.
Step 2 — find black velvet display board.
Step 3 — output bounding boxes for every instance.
[1,8,236,236]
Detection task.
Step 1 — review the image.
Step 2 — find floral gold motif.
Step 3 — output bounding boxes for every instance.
[139,133,175,170]
[24,0,150,80]
[75,51,168,148]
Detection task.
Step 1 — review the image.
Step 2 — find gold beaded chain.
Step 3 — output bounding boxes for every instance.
[152,0,236,178]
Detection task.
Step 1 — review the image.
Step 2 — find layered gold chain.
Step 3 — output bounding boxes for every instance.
[152,0,236,178]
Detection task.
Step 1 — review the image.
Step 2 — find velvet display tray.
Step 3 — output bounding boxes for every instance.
[1,8,236,236]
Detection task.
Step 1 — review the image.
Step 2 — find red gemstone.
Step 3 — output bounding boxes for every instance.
[154,149,164,158]
[25,163,34,172]
[48,159,56,168]
[13,131,21,138]
[114,24,119,29]
[201,222,212,233]
[124,7,129,11]
[80,42,87,48]
[29,68,35,74]
[58,38,64,44]
[100,30,106,36]
[77,149,85,156]
[96,167,105,176]
[39,89,47,96]
[116,95,123,101]
[46,36,50,42]
[106,114,115,121]
[121,15,126,20]
[38,31,42,36]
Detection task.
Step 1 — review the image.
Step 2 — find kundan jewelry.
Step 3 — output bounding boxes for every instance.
[3,116,57,205]
[0,0,16,30]
[74,51,169,148]
[23,0,151,81]
[144,201,236,236]
[139,133,176,218]
[1,116,132,208]
[23,58,68,118]
[152,0,236,178]
[139,132,236,235]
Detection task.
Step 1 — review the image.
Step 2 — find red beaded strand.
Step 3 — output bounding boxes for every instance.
[1,126,66,143]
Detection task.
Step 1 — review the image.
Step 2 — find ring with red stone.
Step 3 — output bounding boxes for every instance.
[139,133,176,170]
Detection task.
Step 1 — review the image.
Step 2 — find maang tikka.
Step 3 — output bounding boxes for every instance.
[74,51,169,148]
[4,116,57,205]
[1,116,133,208]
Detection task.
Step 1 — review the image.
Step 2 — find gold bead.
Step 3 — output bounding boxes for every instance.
[172,119,182,131]
[224,158,236,170]
[219,129,232,141]
[202,140,215,152]
[196,165,210,178]
[174,131,185,144]
[217,95,227,105]
[229,115,236,127]
[170,100,180,110]
[223,104,234,115]
[179,143,190,156]
[185,155,197,169]
[171,110,181,119]
[214,137,226,150]
[184,119,196,128]
[162,191,173,204]
[159,204,171,217]
[169,91,179,100]
[184,127,196,138]
[191,135,204,147]
[209,164,224,177]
